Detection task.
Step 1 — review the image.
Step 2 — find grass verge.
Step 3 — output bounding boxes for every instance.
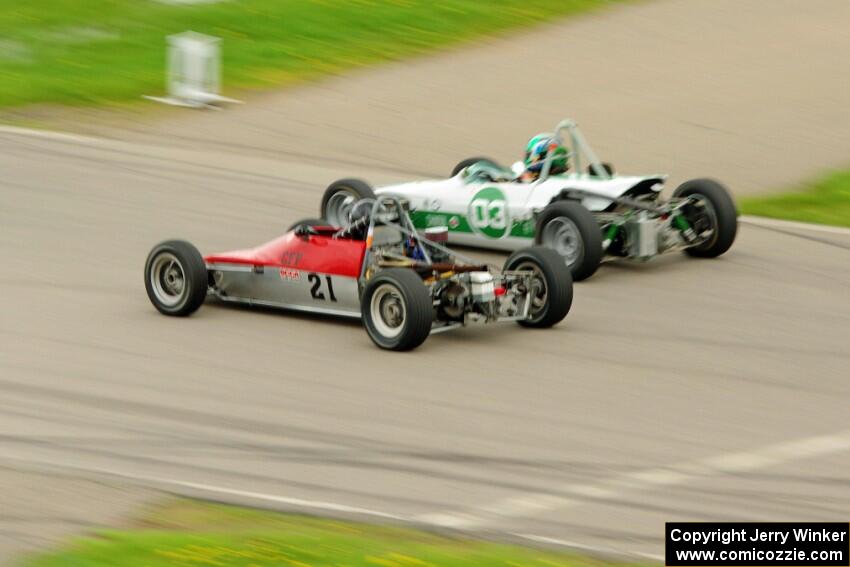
[0,0,611,109]
[740,168,850,228]
[25,498,644,567]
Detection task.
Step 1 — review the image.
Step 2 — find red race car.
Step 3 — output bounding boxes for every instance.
[144,196,573,351]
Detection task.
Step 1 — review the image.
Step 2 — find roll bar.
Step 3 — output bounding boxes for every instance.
[537,119,612,184]
[357,195,481,280]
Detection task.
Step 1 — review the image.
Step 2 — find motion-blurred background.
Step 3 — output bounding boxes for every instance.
[1,0,849,565]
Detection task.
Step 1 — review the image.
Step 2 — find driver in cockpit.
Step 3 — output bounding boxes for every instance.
[520,134,570,182]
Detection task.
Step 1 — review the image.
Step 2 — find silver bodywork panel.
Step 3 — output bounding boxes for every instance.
[208,263,361,318]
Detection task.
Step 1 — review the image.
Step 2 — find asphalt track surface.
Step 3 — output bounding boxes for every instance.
[2,0,850,562]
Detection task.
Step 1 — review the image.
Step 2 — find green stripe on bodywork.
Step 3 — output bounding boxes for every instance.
[409,211,535,239]
[410,210,473,233]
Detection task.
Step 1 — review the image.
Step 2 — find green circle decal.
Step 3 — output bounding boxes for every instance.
[468,187,509,238]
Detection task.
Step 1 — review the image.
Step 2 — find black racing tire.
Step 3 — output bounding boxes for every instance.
[672,178,738,258]
[144,240,208,317]
[587,162,615,177]
[287,217,327,232]
[451,156,501,177]
[320,179,376,227]
[361,269,433,351]
[534,200,603,281]
[504,247,573,328]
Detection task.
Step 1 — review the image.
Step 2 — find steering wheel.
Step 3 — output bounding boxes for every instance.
[295,224,320,237]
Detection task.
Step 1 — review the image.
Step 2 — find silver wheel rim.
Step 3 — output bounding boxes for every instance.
[326,190,357,226]
[541,217,583,267]
[150,252,187,308]
[515,261,548,318]
[370,283,406,339]
[690,194,719,248]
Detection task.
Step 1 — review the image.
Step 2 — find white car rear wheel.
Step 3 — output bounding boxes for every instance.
[320,179,376,227]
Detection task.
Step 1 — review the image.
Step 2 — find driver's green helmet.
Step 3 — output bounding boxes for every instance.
[524,133,569,174]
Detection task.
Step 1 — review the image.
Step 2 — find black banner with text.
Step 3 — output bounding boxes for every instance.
[666,523,849,566]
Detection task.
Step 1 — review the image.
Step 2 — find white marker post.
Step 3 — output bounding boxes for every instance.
[145,31,240,109]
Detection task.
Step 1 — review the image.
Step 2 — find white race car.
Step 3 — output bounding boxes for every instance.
[320,119,738,281]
